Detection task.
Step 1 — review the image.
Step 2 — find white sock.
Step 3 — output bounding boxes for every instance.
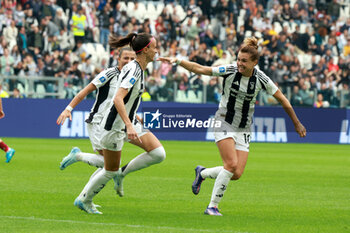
[76,152,104,168]
[121,146,166,176]
[208,169,233,208]
[78,168,102,200]
[79,168,118,202]
[201,166,223,179]
[89,168,103,181]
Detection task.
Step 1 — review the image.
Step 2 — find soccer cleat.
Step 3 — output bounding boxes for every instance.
[113,169,124,197]
[60,147,80,170]
[5,148,15,163]
[204,206,222,216]
[74,197,102,214]
[192,165,206,195]
[92,203,101,208]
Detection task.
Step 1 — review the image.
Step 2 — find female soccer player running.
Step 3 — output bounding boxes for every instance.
[74,33,166,214]
[56,47,135,170]
[159,37,306,216]
[0,97,15,163]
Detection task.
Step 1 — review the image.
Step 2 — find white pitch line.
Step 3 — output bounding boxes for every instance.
[0,215,252,233]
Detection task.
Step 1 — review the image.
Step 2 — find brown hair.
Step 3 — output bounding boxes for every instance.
[109,33,153,54]
[240,37,259,61]
[119,47,133,57]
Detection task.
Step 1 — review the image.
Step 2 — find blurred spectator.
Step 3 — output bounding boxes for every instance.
[186,20,201,41]
[42,16,59,37]
[17,26,27,53]
[292,25,310,53]
[23,53,37,76]
[12,87,25,98]
[36,57,45,76]
[344,38,350,57]
[3,20,18,51]
[319,83,334,104]
[71,5,86,45]
[68,61,83,87]
[178,73,190,96]
[291,86,303,106]
[327,58,339,72]
[80,55,94,81]
[53,8,66,31]
[27,24,43,55]
[57,29,71,51]
[0,0,348,108]
[281,2,292,22]
[0,47,14,75]
[206,77,220,103]
[299,83,314,106]
[10,45,21,65]
[327,0,340,22]
[213,43,224,59]
[41,0,55,18]
[192,75,203,98]
[24,8,38,32]
[14,4,25,27]
[0,83,10,98]
[141,88,152,102]
[98,5,111,48]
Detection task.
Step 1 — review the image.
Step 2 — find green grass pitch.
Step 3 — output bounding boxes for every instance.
[0,138,349,233]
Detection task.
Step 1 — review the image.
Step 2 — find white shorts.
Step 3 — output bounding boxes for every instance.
[86,123,103,151]
[213,115,251,152]
[100,120,149,151]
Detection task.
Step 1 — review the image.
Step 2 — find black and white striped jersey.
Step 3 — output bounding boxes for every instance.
[212,63,278,130]
[85,66,120,124]
[103,60,144,131]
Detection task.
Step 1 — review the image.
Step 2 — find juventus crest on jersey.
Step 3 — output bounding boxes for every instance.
[212,63,278,130]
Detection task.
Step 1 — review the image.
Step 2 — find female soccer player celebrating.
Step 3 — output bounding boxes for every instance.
[57,47,136,169]
[159,37,306,216]
[74,33,166,214]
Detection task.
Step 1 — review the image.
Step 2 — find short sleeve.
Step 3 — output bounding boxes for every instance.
[260,72,278,95]
[91,68,117,89]
[212,64,237,76]
[120,63,141,91]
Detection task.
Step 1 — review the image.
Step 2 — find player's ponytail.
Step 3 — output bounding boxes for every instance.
[109,33,153,54]
[240,37,260,61]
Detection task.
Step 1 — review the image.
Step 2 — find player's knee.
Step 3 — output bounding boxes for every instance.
[224,161,238,173]
[148,146,166,163]
[231,171,243,180]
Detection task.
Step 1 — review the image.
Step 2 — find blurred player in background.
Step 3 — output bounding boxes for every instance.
[73,32,166,214]
[0,97,15,163]
[159,37,306,216]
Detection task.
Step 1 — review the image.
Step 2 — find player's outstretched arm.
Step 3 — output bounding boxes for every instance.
[56,83,97,125]
[273,89,306,137]
[158,57,213,76]
[0,97,4,119]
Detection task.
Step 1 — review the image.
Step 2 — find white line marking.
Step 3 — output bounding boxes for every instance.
[0,215,251,233]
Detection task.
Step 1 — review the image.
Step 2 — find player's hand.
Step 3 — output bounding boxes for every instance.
[0,110,5,119]
[56,109,72,125]
[126,124,142,143]
[136,115,143,124]
[295,122,306,137]
[157,57,177,64]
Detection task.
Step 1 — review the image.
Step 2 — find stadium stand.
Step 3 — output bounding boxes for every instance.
[0,0,349,108]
